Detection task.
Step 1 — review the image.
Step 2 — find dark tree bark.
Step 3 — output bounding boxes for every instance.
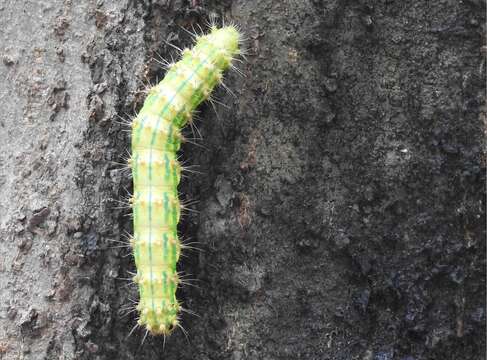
[0,1,484,359]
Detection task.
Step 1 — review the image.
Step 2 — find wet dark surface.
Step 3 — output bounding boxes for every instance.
[82,1,485,359]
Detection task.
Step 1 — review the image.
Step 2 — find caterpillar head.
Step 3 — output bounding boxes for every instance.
[207,25,241,59]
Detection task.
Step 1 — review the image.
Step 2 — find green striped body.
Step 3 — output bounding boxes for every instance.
[130,26,240,335]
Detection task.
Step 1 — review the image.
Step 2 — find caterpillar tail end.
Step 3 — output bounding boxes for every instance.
[137,303,180,336]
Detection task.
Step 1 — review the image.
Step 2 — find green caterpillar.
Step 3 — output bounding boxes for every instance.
[128,25,241,336]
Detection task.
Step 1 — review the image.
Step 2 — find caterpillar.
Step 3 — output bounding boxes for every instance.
[128,25,241,336]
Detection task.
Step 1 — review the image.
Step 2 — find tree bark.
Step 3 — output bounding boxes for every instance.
[0,1,484,359]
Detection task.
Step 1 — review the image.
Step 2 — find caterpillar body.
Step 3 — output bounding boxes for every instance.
[128,26,241,336]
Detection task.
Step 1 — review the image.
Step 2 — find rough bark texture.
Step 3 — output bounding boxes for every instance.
[0,1,485,359]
